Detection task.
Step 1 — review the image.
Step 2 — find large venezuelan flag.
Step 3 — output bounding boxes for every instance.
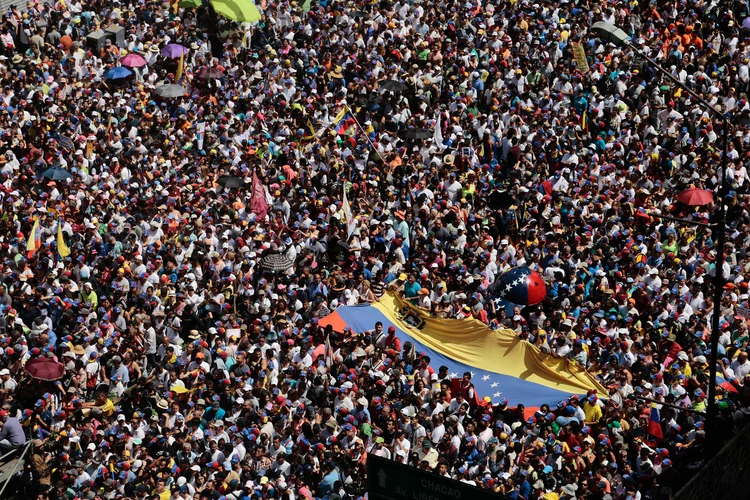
[320,293,606,408]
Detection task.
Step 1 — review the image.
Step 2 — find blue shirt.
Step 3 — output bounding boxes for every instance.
[319,470,340,495]
[0,417,26,445]
[110,364,130,384]
[404,282,422,298]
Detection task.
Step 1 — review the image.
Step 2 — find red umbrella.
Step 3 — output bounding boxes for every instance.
[677,188,713,206]
[197,67,225,79]
[25,357,65,381]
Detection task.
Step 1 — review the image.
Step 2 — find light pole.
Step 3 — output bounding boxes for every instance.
[590,21,731,456]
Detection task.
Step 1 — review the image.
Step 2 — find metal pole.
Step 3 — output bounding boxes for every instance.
[0,441,32,498]
[707,116,730,457]
[629,394,705,415]
[626,42,731,456]
[645,211,714,228]
[625,43,725,122]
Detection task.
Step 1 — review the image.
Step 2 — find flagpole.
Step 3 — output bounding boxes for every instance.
[344,105,386,163]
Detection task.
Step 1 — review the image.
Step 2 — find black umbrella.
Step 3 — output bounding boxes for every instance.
[380,80,408,93]
[217,175,242,189]
[259,252,294,273]
[358,94,381,107]
[488,190,515,210]
[40,167,73,181]
[350,10,369,18]
[402,128,431,139]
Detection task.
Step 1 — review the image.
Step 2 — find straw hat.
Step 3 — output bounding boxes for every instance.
[330,66,344,79]
[443,153,455,165]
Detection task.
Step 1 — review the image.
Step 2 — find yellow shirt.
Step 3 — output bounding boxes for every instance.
[80,289,98,308]
[583,402,602,423]
[99,398,115,416]
[153,489,170,500]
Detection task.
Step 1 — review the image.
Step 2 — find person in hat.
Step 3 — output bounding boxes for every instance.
[30,438,52,493]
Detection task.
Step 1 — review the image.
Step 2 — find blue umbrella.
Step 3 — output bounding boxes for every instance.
[104,67,133,80]
[40,167,73,181]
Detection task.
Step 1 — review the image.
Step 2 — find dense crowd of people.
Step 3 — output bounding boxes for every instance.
[0,0,748,498]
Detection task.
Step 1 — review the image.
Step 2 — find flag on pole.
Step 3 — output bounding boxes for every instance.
[250,171,269,221]
[26,217,40,258]
[342,184,356,239]
[57,221,70,258]
[332,106,349,125]
[302,119,316,141]
[175,53,184,82]
[648,403,663,440]
[581,110,588,133]
[333,106,356,136]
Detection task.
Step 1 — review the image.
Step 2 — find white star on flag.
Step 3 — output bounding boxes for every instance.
[490,382,499,388]
[493,392,502,398]
[482,375,490,381]
[450,372,458,379]
[470,372,476,378]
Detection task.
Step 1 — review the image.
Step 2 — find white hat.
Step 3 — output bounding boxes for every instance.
[649,268,658,275]
[357,397,368,406]
[0,368,8,376]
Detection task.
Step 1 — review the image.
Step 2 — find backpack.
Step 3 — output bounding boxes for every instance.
[87,362,100,389]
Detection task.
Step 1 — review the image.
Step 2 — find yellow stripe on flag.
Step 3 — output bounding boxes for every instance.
[175,53,184,82]
[332,105,349,126]
[26,217,40,258]
[57,222,70,258]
